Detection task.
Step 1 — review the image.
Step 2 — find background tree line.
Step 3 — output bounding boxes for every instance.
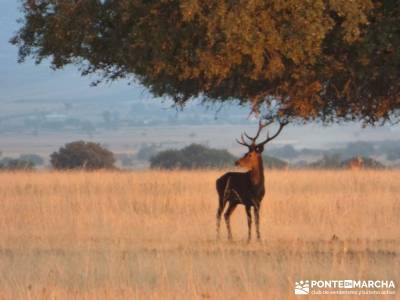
[1,140,394,171]
[269,141,400,162]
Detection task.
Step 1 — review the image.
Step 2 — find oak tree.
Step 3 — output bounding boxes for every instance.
[11,0,400,124]
[50,141,116,170]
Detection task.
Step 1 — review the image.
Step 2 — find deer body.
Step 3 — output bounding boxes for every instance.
[216,120,287,241]
[216,170,265,241]
[217,170,265,207]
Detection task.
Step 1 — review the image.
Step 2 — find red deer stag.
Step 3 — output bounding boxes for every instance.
[216,120,288,241]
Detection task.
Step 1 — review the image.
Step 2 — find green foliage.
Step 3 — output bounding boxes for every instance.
[50,141,116,170]
[150,150,184,170]
[150,144,236,169]
[11,1,400,124]
[0,158,35,171]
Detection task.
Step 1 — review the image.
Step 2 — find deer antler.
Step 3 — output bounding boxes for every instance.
[236,133,252,148]
[236,119,274,147]
[257,119,288,146]
[243,119,274,143]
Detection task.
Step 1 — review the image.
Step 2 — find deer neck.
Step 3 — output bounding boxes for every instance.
[250,156,264,187]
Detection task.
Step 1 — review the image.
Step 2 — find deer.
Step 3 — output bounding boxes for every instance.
[216,119,288,242]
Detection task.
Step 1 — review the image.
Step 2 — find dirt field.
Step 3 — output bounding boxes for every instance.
[0,170,398,299]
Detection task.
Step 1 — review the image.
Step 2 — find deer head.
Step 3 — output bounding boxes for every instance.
[235,119,288,170]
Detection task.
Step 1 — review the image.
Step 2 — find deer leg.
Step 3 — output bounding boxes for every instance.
[245,206,252,242]
[254,206,261,241]
[216,200,227,239]
[224,202,237,241]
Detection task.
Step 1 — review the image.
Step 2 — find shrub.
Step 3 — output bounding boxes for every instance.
[309,154,385,169]
[50,141,115,170]
[0,158,35,170]
[150,144,236,169]
[341,156,385,169]
[19,154,44,166]
[150,150,183,169]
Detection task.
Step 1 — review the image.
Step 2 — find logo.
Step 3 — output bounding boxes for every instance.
[294,279,396,296]
[295,280,310,295]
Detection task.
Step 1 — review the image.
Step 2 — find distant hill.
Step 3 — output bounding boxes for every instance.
[269,140,400,166]
[263,155,288,169]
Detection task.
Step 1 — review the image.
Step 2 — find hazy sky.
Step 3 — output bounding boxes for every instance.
[1,1,399,154]
[0,1,147,103]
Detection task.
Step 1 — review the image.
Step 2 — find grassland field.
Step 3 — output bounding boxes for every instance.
[0,170,399,299]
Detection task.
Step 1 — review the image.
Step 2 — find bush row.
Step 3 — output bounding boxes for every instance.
[1,141,387,171]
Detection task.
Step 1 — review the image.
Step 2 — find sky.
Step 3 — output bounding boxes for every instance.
[0,1,399,156]
[0,1,146,103]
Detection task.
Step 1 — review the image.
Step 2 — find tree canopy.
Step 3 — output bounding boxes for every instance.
[50,141,116,170]
[12,0,400,124]
[150,144,236,169]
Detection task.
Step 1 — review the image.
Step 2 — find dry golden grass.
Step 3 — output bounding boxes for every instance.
[0,170,399,299]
